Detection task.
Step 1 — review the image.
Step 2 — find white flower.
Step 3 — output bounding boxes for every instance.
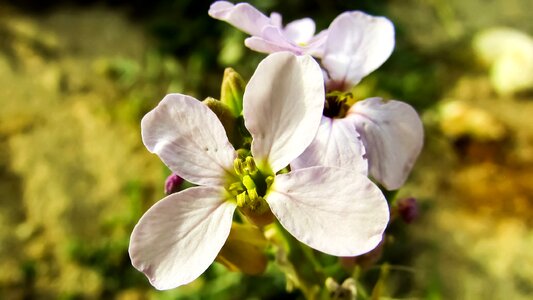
[209,3,423,189]
[209,1,328,57]
[129,52,389,290]
[293,13,423,190]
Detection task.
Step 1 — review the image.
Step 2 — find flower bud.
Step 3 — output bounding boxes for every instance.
[164,173,183,195]
[397,197,419,223]
[325,277,357,300]
[220,67,246,117]
[203,97,240,147]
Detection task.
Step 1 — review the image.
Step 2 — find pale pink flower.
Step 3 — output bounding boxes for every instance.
[209,1,328,57]
[293,13,423,190]
[129,52,389,290]
[209,3,423,189]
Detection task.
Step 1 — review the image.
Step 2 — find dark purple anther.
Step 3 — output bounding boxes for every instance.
[164,173,184,195]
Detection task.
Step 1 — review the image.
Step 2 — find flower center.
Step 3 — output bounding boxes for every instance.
[323,91,356,118]
[227,156,273,214]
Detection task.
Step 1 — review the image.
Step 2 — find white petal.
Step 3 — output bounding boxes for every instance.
[283,18,316,45]
[141,94,236,186]
[267,166,389,256]
[348,98,424,190]
[305,29,329,58]
[129,186,236,290]
[243,52,324,173]
[269,12,282,27]
[291,116,367,175]
[323,11,395,89]
[208,1,272,37]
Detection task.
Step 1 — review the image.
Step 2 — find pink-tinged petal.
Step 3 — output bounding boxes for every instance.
[245,25,304,55]
[267,166,389,256]
[141,94,236,186]
[283,18,316,45]
[243,52,324,173]
[129,186,236,290]
[291,116,367,175]
[323,11,395,90]
[347,98,424,190]
[245,27,328,57]
[209,1,272,36]
[245,37,298,54]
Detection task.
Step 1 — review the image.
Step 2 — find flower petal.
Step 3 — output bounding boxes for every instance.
[244,25,304,55]
[348,98,424,190]
[141,94,236,186]
[243,52,325,173]
[269,12,282,28]
[283,18,316,45]
[209,1,272,36]
[291,116,367,175]
[245,26,328,57]
[267,166,389,256]
[322,11,395,89]
[305,29,329,58]
[129,186,236,290]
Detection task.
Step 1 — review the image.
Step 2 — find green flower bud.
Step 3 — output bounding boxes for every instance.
[220,67,246,117]
[203,97,241,147]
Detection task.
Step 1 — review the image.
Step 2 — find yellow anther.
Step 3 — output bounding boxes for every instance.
[242,175,256,191]
[245,156,257,175]
[236,191,249,207]
[233,158,244,176]
[265,176,274,189]
[228,182,244,195]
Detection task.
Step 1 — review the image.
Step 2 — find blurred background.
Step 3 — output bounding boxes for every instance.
[0,0,532,299]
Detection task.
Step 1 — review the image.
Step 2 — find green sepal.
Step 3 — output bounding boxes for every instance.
[216,223,268,275]
[202,97,242,148]
[220,67,246,117]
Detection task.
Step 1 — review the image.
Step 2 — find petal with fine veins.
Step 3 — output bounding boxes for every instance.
[323,11,395,89]
[208,1,272,36]
[129,186,236,290]
[291,116,368,175]
[267,166,389,257]
[244,52,324,173]
[348,98,424,190]
[141,94,236,186]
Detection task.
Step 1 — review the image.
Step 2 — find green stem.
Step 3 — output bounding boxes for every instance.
[275,221,325,299]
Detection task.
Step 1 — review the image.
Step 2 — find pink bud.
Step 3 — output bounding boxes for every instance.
[164,173,184,195]
[397,197,419,223]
